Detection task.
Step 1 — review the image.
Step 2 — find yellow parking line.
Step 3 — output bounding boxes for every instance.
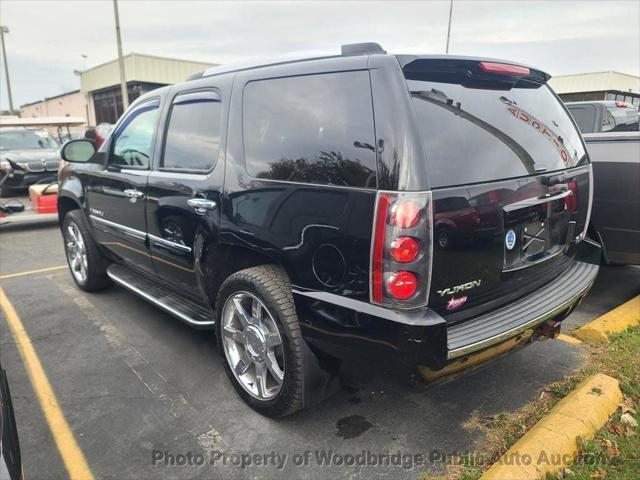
[556,333,583,345]
[0,265,67,280]
[0,287,94,480]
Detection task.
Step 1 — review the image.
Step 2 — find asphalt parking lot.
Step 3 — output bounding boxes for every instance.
[1,214,639,480]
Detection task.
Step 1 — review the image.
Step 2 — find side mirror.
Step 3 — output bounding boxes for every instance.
[60,139,96,163]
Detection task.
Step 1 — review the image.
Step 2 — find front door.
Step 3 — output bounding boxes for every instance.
[145,88,226,297]
[87,99,161,275]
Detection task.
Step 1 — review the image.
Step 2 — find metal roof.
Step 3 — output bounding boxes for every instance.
[80,53,217,93]
[549,71,640,95]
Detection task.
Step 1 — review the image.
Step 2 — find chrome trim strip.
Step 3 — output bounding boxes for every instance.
[503,189,572,212]
[119,168,149,176]
[148,233,192,253]
[447,278,595,359]
[502,247,565,273]
[107,269,214,327]
[577,165,594,242]
[89,215,146,241]
[148,170,210,180]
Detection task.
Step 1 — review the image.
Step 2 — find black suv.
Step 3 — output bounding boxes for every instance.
[58,43,600,416]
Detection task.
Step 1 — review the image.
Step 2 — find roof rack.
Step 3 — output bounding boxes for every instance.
[193,42,386,80]
[341,42,386,56]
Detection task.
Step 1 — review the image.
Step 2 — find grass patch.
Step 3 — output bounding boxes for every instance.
[425,326,640,480]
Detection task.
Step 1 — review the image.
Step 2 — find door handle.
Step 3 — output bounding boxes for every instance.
[187,198,217,215]
[124,189,144,199]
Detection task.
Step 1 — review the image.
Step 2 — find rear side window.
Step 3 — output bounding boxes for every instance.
[567,105,596,133]
[162,91,222,171]
[404,59,587,188]
[242,71,377,188]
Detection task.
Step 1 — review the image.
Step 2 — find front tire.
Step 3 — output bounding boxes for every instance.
[215,265,305,417]
[62,210,111,291]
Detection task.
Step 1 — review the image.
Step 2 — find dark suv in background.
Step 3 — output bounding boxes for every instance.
[58,43,600,416]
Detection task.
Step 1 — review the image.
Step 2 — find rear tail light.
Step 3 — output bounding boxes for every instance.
[478,62,530,76]
[391,201,421,228]
[387,271,418,300]
[390,236,420,263]
[564,180,578,212]
[370,191,433,308]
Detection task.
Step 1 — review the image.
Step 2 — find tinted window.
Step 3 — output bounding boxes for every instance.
[405,59,587,188]
[243,71,377,188]
[111,103,159,168]
[567,105,596,133]
[162,92,222,170]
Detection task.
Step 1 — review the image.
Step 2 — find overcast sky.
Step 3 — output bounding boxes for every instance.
[1,0,639,109]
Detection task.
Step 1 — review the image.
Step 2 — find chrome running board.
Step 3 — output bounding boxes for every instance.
[107,264,215,328]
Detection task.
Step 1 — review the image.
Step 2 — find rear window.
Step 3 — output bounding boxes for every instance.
[567,105,596,133]
[404,59,587,188]
[602,105,639,132]
[243,71,377,188]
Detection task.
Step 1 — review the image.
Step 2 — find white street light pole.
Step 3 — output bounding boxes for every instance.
[113,0,129,111]
[445,0,454,54]
[0,25,15,114]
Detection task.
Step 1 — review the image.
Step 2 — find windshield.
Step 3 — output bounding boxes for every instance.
[404,59,587,188]
[0,130,59,151]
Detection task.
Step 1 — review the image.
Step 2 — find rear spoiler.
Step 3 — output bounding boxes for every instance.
[399,56,550,89]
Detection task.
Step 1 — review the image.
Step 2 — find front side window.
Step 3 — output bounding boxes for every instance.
[111,103,159,168]
[242,71,377,188]
[162,91,222,171]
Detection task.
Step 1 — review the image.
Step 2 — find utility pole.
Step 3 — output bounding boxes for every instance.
[445,0,453,54]
[0,25,15,114]
[113,0,129,112]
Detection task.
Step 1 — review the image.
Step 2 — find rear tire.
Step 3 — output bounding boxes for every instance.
[62,210,111,291]
[215,265,305,417]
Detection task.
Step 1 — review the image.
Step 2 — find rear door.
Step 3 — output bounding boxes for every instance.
[401,58,591,318]
[86,99,160,275]
[145,85,227,298]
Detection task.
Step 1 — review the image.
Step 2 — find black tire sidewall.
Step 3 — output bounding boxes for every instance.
[215,267,303,417]
[62,210,110,291]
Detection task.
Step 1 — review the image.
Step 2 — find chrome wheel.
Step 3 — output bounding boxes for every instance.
[66,222,88,284]
[221,291,285,401]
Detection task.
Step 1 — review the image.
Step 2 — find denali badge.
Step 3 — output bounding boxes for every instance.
[438,280,482,297]
[505,229,516,250]
[447,296,468,311]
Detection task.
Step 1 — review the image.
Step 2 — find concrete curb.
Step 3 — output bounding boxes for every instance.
[575,295,640,343]
[480,373,622,480]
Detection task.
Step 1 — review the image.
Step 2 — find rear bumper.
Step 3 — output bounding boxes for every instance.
[293,240,600,370]
[446,258,597,359]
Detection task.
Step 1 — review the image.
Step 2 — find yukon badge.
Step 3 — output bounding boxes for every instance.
[438,280,482,297]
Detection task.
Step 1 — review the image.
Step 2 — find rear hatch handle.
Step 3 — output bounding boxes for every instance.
[503,189,572,212]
